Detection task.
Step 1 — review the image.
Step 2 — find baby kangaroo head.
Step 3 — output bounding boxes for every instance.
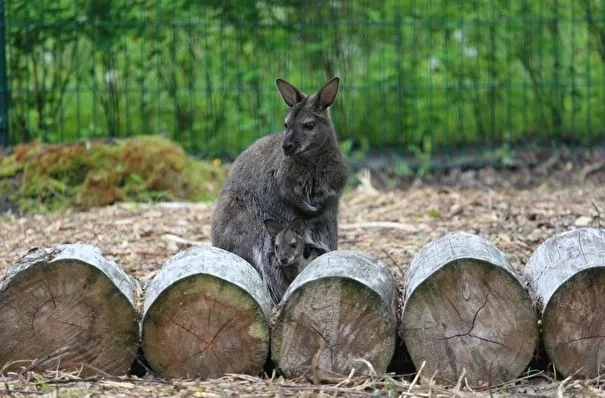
[264,217,306,266]
[275,77,340,157]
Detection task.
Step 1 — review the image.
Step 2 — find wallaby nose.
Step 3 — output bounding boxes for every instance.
[282,141,295,156]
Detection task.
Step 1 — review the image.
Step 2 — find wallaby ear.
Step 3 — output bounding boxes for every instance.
[264,219,283,237]
[276,79,304,107]
[315,77,340,111]
[290,217,305,236]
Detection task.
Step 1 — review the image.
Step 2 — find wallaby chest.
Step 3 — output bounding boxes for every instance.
[275,157,327,197]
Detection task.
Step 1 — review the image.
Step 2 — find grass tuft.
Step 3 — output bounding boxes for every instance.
[0,136,227,214]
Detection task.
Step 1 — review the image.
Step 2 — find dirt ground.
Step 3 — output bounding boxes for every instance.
[1,152,605,397]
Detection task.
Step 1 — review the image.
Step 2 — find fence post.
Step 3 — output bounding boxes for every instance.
[0,0,8,147]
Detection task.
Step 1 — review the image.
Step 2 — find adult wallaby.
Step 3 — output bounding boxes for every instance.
[264,217,322,281]
[211,77,349,303]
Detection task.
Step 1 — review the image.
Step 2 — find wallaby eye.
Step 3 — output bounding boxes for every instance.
[303,121,315,130]
[275,243,279,250]
[290,242,297,248]
[284,123,288,129]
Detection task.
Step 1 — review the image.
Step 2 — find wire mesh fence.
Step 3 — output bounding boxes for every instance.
[3,0,605,159]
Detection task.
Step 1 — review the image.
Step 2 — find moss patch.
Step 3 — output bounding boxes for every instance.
[0,136,226,214]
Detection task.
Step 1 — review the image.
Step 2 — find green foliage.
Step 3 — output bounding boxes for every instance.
[6,0,605,157]
[427,209,442,219]
[0,136,226,213]
[409,136,434,177]
[391,160,412,178]
[383,376,396,391]
[493,143,516,167]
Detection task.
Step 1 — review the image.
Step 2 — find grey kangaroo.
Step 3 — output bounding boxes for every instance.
[211,77,349,304]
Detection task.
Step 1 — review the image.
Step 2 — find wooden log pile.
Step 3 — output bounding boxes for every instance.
[0,228,603,386]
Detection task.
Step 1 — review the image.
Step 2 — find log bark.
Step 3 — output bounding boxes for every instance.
[400,232,538,387]
[271,250,398,380]
[524,227,605,378]
[141,245,272,379]
[0,244,141,376]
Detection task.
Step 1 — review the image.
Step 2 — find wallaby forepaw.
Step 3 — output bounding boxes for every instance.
[300,202,321,216]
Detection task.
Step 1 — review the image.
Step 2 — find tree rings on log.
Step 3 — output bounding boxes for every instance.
[271,250,398,380]
[0,244,141,376]
[141,245,272,379]
[524,227,605,378]
[400,232,538,387]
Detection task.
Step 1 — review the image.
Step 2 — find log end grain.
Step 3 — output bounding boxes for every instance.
[524,228,605,378]
[542,266,605,378]
[271,251,398,380]
[0,246,140,376]
[142,272,270,379]
[401,258,538,387]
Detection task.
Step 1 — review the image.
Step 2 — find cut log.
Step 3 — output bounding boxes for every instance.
[400,232,538,387]
[271,250,398,380]
[524,227,605,378]
[141,245,272,379]
[0,244,141,376]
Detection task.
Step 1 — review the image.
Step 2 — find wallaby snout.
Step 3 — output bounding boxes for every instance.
[282,137,298,156]
[278,255,294,265]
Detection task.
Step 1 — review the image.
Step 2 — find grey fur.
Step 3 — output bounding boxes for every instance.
[211,77,350,304]
[264,217,321,285]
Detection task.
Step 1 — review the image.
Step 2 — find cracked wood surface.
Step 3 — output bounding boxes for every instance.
[0,244,140,376]
[400,232,538,387]
[141,245,272,379]
[524,228,605,378]
[271,250,398,380]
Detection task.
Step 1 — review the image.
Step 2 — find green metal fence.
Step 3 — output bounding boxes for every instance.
[3,0,605,159]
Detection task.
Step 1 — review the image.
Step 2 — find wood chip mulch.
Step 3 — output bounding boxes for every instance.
[1,166,604,397]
